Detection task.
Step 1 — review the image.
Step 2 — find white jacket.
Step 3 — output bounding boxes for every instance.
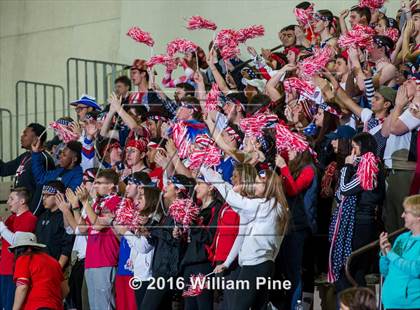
[200,167,284,267]
[124,231,154,281]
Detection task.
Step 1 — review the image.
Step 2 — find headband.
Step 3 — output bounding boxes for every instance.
[319,103,342,118]
[126,139,147,153]
[42,185,58,195]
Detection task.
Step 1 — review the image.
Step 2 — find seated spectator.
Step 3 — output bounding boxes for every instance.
[379,194,420,310]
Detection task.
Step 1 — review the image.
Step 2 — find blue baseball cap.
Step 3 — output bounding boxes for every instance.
[70,94,102,111]
[326,125,357,140]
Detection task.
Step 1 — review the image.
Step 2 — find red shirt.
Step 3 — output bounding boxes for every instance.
[280,165,315,197]
[149,167,164,190]
[208,205,240,264]
[13,252,64,310]
[0,211,37,275]
[85,194,121,269]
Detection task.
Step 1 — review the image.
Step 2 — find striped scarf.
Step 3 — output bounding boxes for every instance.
[327,195,357,283]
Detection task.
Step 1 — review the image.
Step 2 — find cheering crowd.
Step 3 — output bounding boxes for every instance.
[0,0,420,309]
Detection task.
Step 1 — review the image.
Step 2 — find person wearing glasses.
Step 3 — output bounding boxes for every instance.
[379,194,420,310]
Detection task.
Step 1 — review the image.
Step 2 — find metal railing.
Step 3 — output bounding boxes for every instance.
[66,58,129,109]
[15,81,65,157]
[0,108,13,163]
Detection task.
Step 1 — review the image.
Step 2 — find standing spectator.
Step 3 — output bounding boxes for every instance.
[114,75,132,105]
[70,94,102,121]
[0,188,37,310]
[31,139,83,191]
[77,169,121,310]
[0,123,55,215]
[10,232,69,310]
[35,181,75,268]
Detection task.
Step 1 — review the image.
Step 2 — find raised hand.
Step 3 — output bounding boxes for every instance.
[66,188,79,209]
[75,185,89,204]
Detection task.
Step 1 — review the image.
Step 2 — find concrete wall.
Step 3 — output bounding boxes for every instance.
[0,0,401,159]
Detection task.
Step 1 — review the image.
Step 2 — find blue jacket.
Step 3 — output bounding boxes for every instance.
[31,152,83,190]
[380,231,420,309]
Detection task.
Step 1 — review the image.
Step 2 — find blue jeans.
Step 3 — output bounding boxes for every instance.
[0,275,15,310]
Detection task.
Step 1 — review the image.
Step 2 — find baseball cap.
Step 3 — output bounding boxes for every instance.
[326,125,357,140]
[377,86,397,104]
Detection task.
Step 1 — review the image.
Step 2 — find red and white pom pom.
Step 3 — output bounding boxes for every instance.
[115,198,135,226]
[338,24,375,50]
[127,26,155,47]
[294,3,316,28]
[168,199,200,229]
[49,121,80,143]
[239,114,279,138]
[237,25,265,43]
[275,123,309,153]
[219,45,241,60]
[194,134,215,149]
[167,38,198,57]
[298,46,334,80]
[359,0,385,9]
[214,29,239,47]
[187,16,217,31]
[283,77,315,96]
[146,54,176,69]
[188,145,222,170]
[171,122,190,159]
[356,152,379,190]
[182,274,208,297]
[384,28,399,43]
[205,83,220,112]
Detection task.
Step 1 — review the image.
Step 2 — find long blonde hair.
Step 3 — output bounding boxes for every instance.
[234,163,258,198]
[262,170,289,235]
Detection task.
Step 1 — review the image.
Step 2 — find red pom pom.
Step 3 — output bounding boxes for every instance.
[167,38,198,57]
[359,0,385,9]
[294,3,316,28]
[146,54,177,70]
[205,83,220,112]
[283,77,315,97]
[168,199,200,229]
[356,152,379,190]
[182,274,208,297]
[338,24,375,50]
[239,114,278,138]
[275,123,309,153]
[237,25,265,43]
[384,28,399,42]
[49,121,80,143]
[214,29,241,60]
[127,26,155,47]
[188,145,221,170]
[298,46,335,80]
[171,122,190,159]
[187,16,217,31]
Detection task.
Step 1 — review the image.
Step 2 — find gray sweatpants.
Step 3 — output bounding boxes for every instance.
[85,267,116,310]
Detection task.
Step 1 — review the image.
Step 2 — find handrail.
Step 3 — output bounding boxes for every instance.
[345,227,408,287]
[0,108,13,164]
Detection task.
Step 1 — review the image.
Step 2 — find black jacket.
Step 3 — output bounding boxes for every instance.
[339,163,385,222]
[0,151,55,215]
[180,200,223,268]
[35,209,74,261]
[148,215,185,278]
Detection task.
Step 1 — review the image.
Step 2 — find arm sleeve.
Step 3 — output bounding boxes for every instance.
[364,78,375,106]
[399,109,420,131]
[200,166,232,199]
[0,154,22,177]
[280,166,315,196]
[124,231,154,254]
[339,165,363,196]
[0,222,16,245]
[223,224,245,267]
[386,251,420,277]
[379,253,390,276]
[31,152,62,185]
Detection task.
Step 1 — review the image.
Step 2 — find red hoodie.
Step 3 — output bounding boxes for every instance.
[207,204,240,265]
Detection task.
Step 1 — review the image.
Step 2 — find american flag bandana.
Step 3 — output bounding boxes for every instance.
[42,185,58,195]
